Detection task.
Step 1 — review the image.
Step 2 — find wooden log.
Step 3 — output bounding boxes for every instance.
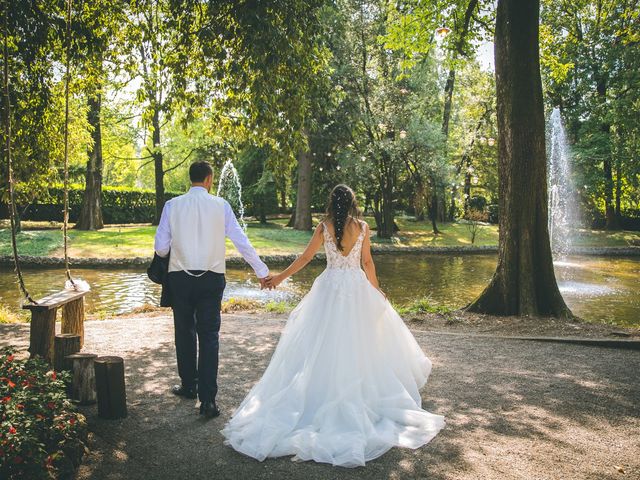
[94,356,127,419]
[29,310,57,364]
[54,334,81,372]
[62,297,85,348]
[67,353,98,405]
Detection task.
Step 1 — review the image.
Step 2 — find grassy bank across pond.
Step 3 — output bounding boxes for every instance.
[1,216,638,259]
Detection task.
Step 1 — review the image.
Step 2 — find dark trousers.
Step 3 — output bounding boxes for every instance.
[168,271,225,402]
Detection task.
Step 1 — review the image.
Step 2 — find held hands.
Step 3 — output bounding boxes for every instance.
[265,273,284,290]
[259,274,282,290]
[258,276,271,290]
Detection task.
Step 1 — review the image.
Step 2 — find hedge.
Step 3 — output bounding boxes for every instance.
[0,184,180,224]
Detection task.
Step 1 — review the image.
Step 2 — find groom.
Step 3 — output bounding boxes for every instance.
[154,161,270,418]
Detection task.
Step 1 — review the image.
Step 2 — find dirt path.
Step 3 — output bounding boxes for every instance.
[1,315,638,479]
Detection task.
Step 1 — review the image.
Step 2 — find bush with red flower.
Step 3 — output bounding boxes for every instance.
[0,347,87,479]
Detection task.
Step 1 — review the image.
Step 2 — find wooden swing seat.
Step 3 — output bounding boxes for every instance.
[23,289,87,312]
[23,289,88,364]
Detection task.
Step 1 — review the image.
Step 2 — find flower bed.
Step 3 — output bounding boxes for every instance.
[0,347,87,479]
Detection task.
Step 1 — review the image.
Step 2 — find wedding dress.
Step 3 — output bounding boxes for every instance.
[221,221,445,467]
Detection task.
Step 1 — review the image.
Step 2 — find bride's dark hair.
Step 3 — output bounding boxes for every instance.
[325,184,361,251]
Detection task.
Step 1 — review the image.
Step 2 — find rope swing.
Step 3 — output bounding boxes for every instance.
[62,0,75,287]
[3,0,83,306]
[3,0,35,304]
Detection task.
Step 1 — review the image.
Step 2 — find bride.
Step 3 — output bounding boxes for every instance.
[221,184,445,468]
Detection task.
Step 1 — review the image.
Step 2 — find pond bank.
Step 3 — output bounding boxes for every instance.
[1,245,639,267]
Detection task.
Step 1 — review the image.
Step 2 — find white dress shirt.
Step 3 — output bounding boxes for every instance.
[154,186,269,278]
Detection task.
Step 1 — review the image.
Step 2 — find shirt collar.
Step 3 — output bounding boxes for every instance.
[189,186,209,194]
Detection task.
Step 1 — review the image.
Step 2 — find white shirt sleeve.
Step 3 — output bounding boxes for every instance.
[224,200,269,278]
[154,201,171,258]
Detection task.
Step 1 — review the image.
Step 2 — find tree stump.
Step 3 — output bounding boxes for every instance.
[54,334,81,372]
[94,356,127,419]
[62,298,85,348]
[67,353,98,405]
[29,310,57,364]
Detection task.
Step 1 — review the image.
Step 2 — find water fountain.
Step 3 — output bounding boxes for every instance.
[547,107,578,258]
[216,158,247,231]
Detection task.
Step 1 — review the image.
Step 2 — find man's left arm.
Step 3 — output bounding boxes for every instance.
[224,200,269,280]
[154,202,171,258]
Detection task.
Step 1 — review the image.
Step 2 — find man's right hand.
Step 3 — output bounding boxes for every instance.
[259,276,273,290]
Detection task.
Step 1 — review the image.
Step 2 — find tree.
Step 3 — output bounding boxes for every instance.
[467,0,570,317]
[293,138,314,230]
[540,0,640,229]
[0,1,64,230]
[75,1,125,230]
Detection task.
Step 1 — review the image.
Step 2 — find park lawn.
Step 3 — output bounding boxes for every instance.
[1,218,639,259]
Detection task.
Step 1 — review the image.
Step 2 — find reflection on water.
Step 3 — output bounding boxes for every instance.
[0,254,638,325]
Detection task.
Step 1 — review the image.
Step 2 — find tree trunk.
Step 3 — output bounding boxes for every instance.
[62,297,85,348]
[67,353,98,405]
[94,356,127,419]
[287,210,296,227]
[463,156,472,214]
[152,108,165,226]
[603,154,618,229]
[279,187,287,212]
[29,310,56,364]
[293,147,312,231]
[595,79,618,230]
[428,175,440,234]
[615,156,621,219]
[54,334,81,372]
[377,154,395,238]
[467,0,570,317]
[76,87,104,230]
[442,69,456,139]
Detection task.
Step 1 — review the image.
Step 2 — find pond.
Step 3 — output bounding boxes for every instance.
[0,254,638,326]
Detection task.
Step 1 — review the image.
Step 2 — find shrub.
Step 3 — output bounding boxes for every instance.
[0,347,87,479]
[0,184,180,224]
[467,195,488,212]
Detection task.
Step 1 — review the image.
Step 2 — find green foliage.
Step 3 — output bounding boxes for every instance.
[4,184,179,224]
[394,298,452,316]
[236,146,279,222]
[0,347,87,479]
[540,0,640,224]
[264,300,296,314]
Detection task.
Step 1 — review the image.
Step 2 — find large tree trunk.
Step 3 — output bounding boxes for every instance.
[377,154,395,238]
[76,88,104,230]
[615,155,621,219]
[442,69,456,139]
[293,146,312,231]
[596,80,619,230]
[152,108,165,226]
[467,0,570,317]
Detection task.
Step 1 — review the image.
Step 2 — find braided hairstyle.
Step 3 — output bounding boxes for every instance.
[325,184,361,251]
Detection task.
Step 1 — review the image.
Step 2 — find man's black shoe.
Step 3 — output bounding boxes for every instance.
[171,385,197,399]
[199,401,220,418]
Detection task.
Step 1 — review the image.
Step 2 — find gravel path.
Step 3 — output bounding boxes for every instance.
[1,314,638,480]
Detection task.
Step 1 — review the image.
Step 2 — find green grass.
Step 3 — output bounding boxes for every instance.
[264,300,297,314]
[0,229,63,256]
[1,217,639,259]
[394,297,453,316]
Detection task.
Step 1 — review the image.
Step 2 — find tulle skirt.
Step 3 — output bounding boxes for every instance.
[221,268,445,467]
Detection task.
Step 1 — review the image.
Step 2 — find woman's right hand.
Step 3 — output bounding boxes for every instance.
[266,273,284,289]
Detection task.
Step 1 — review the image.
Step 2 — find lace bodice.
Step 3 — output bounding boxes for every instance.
[322,221,366,270]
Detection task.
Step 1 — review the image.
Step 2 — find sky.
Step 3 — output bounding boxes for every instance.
[476,40,495,72]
